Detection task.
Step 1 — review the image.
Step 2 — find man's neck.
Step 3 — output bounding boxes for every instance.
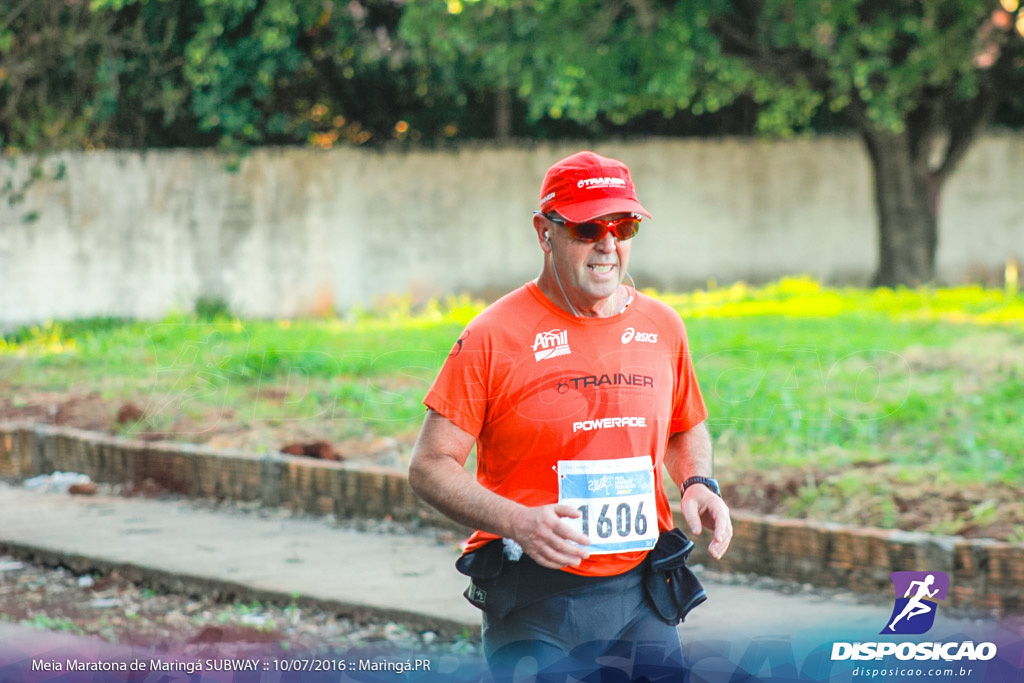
[534,273,625,319]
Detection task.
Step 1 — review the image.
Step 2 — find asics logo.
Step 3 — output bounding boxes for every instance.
[621,327,658,344]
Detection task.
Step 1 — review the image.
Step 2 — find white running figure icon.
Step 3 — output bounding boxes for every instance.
[887,574,939,632]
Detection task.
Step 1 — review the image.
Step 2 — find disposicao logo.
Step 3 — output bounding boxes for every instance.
[831,570,998,664]
[882,571,948,635]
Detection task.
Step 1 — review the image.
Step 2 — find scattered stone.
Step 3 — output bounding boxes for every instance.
[89,597,124,609]
[23,471,93,494]
[280,441,342,461]
[0,552,478,656]
[239,613,270,628]
[115,402,146,425]
[69,481,98,495]
[187,624,281,645]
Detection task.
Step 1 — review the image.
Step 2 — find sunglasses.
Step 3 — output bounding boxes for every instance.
[539,212,642,243]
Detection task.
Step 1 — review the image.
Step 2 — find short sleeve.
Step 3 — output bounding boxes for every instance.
[424,325,491,438]
[669,319,708,434]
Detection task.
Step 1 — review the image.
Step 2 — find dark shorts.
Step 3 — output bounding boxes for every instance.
[482,567,686,682]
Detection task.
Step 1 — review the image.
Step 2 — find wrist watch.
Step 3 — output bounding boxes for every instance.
[682,476,721,497]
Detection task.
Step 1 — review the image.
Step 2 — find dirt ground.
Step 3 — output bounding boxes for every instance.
[0,389,1020,542]
[0,553,466,655]
[0,388,412,469]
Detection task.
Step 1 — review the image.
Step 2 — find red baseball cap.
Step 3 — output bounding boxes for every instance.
[538,151,651,222]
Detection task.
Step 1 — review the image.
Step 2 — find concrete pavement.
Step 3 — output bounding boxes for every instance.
[0,482,477,635]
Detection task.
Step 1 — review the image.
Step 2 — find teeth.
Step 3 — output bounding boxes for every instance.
[590,264,614,273]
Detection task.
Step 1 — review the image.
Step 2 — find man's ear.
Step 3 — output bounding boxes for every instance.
[533,213,551,252]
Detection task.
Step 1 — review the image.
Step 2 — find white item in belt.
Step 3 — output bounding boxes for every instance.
[502,538,523,561]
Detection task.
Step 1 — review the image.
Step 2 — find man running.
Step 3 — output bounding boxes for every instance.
[409,150,732,680]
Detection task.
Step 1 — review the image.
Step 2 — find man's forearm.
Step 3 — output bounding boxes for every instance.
[666,420,732,559]
[664,421,714,488]
[409,448,592,568]
[408,409,525,536]
[409,451,523,537]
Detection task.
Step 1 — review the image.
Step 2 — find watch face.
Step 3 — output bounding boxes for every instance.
[686,477,720,496]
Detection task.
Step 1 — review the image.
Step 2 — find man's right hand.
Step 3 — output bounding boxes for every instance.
[509,503,592,569]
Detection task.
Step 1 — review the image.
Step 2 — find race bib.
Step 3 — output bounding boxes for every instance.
[557,455,658,554]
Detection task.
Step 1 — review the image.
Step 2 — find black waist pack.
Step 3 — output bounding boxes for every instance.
[643,528,707,624]
[455,540,635,619]
[456,539,518,619]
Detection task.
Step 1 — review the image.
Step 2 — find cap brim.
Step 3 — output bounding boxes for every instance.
[556,198,652,222]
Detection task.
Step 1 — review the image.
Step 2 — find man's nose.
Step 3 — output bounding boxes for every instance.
[595,232,617,252]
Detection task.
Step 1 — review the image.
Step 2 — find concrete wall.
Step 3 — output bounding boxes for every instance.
[1,134,1021,328]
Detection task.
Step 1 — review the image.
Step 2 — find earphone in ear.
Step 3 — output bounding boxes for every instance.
[544,231,550,243]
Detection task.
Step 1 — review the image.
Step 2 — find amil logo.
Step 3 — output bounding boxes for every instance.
[881,571,949,635]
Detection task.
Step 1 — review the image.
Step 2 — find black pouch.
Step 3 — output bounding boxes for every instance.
[643,528,708,624]
[455,541,616,619]
[455,540,519,619]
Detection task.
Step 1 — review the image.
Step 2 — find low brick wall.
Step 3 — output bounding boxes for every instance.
[2,423,1021,613]
[684,514,1023,614]
[0,423,459,532]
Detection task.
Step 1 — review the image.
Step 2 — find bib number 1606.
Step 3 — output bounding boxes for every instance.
[577,501,648,539]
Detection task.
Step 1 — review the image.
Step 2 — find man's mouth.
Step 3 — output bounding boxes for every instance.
[589,264,615,274]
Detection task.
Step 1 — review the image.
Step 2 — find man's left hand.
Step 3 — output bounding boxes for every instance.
[681,486,732,560]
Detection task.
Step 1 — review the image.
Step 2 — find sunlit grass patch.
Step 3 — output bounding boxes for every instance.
[653,275,1024,325]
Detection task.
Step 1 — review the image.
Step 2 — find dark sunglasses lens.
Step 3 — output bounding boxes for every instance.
[570,222,605,242]
[613,220,640,240]
[564,218,641,242]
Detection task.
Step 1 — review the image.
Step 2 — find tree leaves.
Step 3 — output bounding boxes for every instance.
[2,0,1021,152]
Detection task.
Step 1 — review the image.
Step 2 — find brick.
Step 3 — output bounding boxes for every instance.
[38,431,58,473]
[691,511,768,574]
[317,496,334,515]
[766,518,829,584]
[54,433,74,470]
[282,457,342,513]
[259,456,286,507]
[0,430,11,476]
[100,441,128,483]
[948,540,992,609]
[138,443,195,495]
[15,429,35,475]
[953,541,985,580]
[0,426,32,477]
[986,543,1024,588]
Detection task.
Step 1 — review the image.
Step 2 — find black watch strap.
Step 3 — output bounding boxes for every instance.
[682,476,721,497]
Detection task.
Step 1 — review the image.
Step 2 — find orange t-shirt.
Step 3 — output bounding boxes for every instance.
[424,282,708,577]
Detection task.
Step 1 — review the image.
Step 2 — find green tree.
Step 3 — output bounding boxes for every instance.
[401,0,1024,286]
[102,0,413,150]
[0,0,192,152]
[0,0,178,212]
[1,0,118,151]
[0,0,437,153]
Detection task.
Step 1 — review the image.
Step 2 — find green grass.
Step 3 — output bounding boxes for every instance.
[0,295,480,442]
[665,280,1024,488]
[3,278,1022,537]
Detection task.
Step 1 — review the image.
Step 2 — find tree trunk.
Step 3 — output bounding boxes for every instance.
[860,128,939,287]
